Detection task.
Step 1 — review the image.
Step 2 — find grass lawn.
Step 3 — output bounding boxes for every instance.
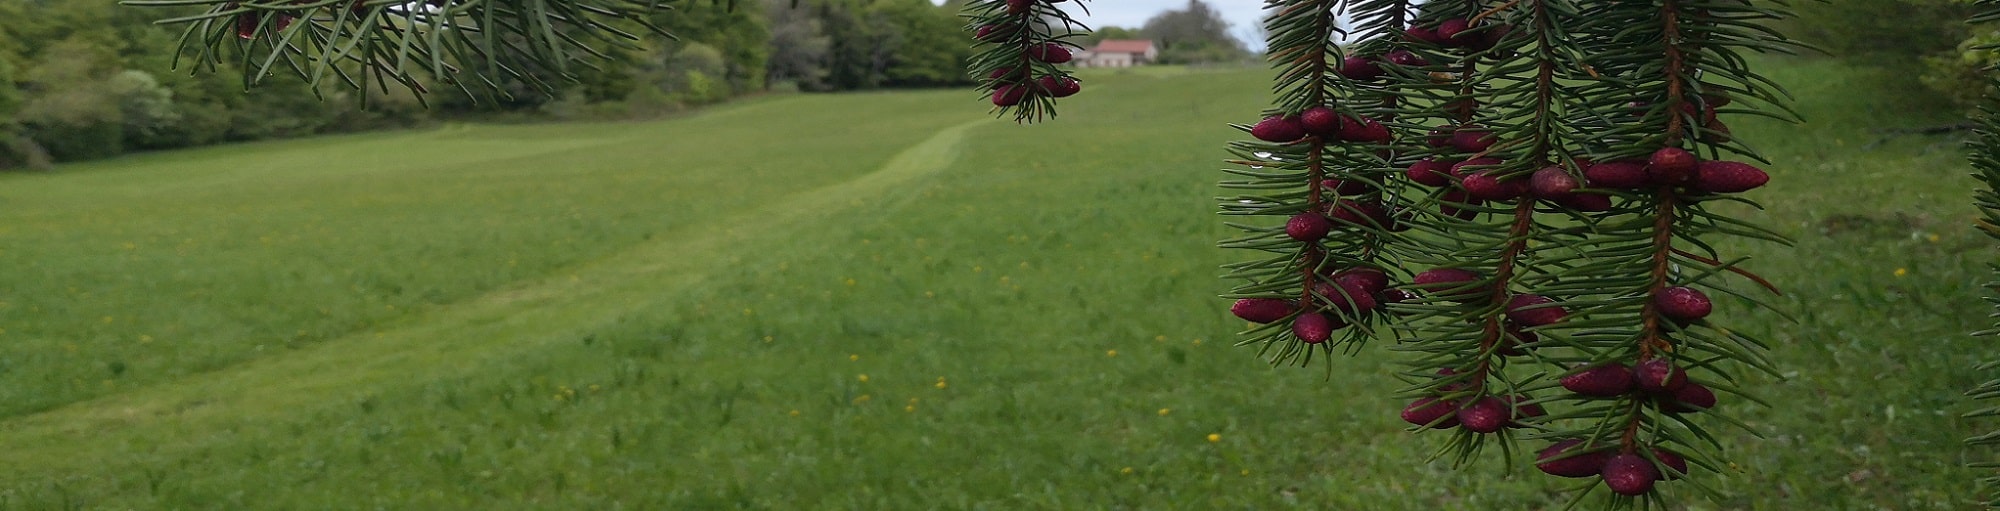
[0,59,1985,509]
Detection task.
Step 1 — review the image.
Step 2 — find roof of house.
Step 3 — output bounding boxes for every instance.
[1093,39,1155,54]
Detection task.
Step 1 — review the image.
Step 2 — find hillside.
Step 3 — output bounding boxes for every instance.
[0,61,1984,509]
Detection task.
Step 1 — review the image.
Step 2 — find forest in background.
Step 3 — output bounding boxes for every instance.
[1780,0,1994,109]
[0,0,980,169]
[0,0,1972,170]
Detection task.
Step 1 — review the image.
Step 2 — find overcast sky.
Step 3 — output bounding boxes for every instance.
[1075,0,1267,49]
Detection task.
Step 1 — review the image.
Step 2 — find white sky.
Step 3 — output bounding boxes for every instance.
[1073,0,1267,47]
[942,0,1272,50]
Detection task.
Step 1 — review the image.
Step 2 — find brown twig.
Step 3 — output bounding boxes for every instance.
[1471,0,1522,25]
[1625,0,1687,454]
[1671,247,1782,296]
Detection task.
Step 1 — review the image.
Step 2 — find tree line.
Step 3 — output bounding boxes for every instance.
[1084,0,1250,65]
[1775,0,1993,110]
[0,0,976,169]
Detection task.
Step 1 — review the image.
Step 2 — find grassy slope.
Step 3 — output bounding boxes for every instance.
[0,59,1985,510]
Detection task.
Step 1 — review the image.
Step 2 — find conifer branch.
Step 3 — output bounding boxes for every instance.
[123,0,672,100]
[1964,0,2000,506]
[962,0,1089,123]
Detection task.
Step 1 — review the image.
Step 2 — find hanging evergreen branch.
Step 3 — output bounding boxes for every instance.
[1219,0,1408,369]
[1963,2,2000,506]
[121,0,671,101]
[962,0,1089,123]
[1521,0,1796,505]
[1223,0,1797,504]
[949,0,1798,504]
[1379,0,1595,466]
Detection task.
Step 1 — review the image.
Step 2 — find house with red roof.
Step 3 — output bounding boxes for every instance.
[1073,39,1157,68]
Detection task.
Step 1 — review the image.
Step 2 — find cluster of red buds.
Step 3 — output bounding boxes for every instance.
[1231,264,1417,344]
[1558,356,1716,415]
[972,0,1082,107]
[1225,95,1412,345]
[1200,0,1793,503]
[1249,106,1394,147]
[1577,147,1768,195]
[1536,439,1691,496]
[1404,16,1510,54]
[1400,368,1545,433]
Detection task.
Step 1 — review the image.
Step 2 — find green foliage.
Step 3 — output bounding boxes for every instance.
[663,43,731,102]
[0,52,17,118]
[1964,2,2000,506]
[798,0,974,92]
[649,0,772,94]
[15,37,127,160]
[0,0,965,167]
[766,0,833,89]
[1779,0,1986,108]
[1141,0,1247,64]
[108,70,184,149]
[1925,30,2000,108]
[1082,25,1143,47]
[0,1,410,163]
[1784,0,1974,60]
[122,0,668,99]
[873,0,975,87]
[0,0,818,166]
[1220,0,1806,505]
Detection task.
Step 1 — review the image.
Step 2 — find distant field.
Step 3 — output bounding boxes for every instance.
[0,60,1985,509]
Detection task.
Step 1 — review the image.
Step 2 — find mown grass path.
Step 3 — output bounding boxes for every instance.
[0,115,986,475]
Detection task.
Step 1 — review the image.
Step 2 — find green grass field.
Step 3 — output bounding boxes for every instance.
[0,59,1985,509]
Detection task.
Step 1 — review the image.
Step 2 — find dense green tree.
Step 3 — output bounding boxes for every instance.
[804,0,969,91]
[0,0,986,168]
[1140,0,1248,64]
[870,0,974,86]
[107,70,181,149]
[767,0,834,90]
[1783,0,1974,60]
[14,36,125,161]
[1774,0,1985,108]
[819,1,886,89]
[1082,26,1144,47]
[649,0,772,94]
